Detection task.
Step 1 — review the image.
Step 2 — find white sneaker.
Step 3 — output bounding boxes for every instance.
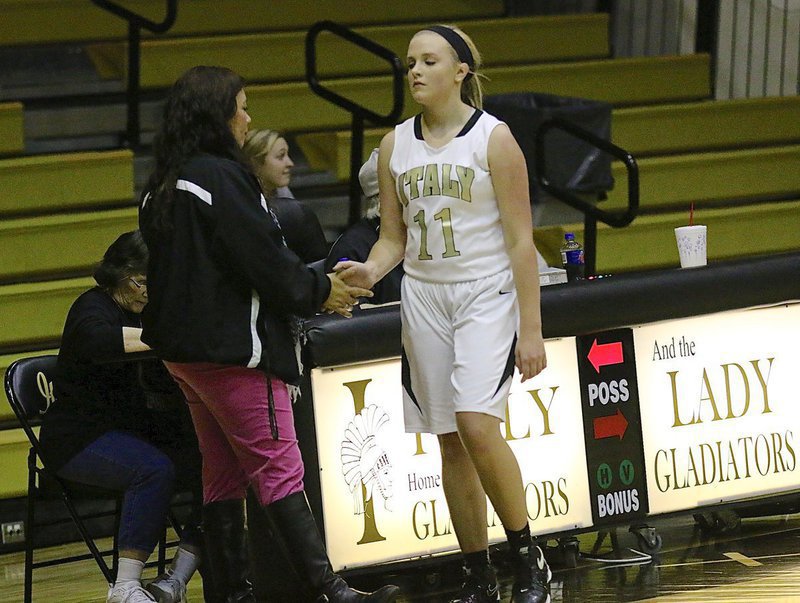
[107,581,157,603]
[146,569,188,603]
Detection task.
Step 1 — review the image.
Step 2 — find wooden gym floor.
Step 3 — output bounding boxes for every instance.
[3,513,800,602]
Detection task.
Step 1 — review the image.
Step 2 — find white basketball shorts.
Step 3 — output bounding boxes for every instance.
[400,269,518,434]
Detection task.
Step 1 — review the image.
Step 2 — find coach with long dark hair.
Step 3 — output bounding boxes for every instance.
[139,66,399,603]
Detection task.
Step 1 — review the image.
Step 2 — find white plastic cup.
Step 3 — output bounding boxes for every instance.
[674,225,707,268]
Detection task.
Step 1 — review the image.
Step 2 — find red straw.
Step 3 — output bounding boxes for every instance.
[689,202,694,226]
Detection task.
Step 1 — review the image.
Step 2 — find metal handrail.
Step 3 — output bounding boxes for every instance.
[535,117,640,276]
[305,20,404,225]
[90,0,178,148]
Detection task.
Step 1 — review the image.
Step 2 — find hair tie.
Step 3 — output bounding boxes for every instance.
[425,25,474,81]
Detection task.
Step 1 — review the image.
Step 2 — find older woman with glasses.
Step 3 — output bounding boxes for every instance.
[39,230,206,603]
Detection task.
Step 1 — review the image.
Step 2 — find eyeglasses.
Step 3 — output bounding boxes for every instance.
[128,277,147,289]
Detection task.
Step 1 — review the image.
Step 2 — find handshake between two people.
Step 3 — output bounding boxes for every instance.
[322,260,375,318]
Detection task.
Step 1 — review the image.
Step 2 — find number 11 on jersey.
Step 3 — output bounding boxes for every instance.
[412,207,462,261]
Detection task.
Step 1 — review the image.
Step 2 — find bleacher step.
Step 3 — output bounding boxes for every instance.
[0,44,121,102]
[0,277,93,351]
[0,207,139,283]
[534,200,800,273]
[0,149,135,216]
[605,144,800,212]
[85,14,610,89]
[0,0,505,46]
[247,54,711,134]
[296,96,800,182]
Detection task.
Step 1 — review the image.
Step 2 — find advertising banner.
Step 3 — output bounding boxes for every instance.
[311,337,592,571]
[635,304,800,515]
[311,302,800,570]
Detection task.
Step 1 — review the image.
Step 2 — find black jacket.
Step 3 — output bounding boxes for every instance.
[270,197,328,264]
[139,154,331,382]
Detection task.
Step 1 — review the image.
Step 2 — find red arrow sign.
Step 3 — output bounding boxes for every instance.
[593,408,628,440]
[588,339,624,373]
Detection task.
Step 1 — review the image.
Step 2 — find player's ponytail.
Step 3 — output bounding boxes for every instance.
[453,27,484,109]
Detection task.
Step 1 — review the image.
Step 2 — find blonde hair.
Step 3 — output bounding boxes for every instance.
[429,25,484,109]
[242,129,281,164]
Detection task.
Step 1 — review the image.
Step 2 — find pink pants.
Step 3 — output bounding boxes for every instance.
[164,361,304,506]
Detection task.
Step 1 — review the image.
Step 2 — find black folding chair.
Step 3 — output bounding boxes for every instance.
[4,354,177,602]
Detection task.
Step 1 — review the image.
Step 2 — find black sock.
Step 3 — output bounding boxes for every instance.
[505,524,533,560]
[463,549,493,581]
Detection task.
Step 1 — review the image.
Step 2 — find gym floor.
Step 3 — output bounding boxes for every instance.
[2,511,800,601]
[404,513,800,602]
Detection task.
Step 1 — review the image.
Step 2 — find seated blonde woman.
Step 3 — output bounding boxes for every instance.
[243,129,327,263]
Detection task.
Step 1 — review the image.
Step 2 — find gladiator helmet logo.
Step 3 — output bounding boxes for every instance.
[341,404,393,514]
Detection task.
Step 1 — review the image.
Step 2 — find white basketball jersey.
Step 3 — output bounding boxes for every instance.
[390,110,510,283]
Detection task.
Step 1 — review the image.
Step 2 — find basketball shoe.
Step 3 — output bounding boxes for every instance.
[511,544,551,603]
[450,565,500,602]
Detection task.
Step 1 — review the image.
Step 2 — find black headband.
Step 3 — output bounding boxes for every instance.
[425,25,475,80]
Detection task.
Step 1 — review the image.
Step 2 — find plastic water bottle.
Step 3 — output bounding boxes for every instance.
[560,232,585,281]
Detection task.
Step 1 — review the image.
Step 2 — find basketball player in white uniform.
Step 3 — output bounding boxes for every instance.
[337,25,550,603]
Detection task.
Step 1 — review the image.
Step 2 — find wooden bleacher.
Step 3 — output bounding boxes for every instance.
[85,14,610,88]
[0,0,505,46]
[0,150,134,216]
[0,7,795,341]
[612,96,800,156]
[245,54,711,134]
[0,8,795,337]
[287,48,799,275]
[299,95,800,179]
[533,200,800,274]
[0,277,92,350]
[0,207,138,283]
[602,145,800,212]
[0,143,135,501]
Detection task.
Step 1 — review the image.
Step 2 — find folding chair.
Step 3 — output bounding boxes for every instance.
[4,354,177,602]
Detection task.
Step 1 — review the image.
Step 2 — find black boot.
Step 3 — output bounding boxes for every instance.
[266,492,401,602]
[246,488,306,602]
[202,499,256,603]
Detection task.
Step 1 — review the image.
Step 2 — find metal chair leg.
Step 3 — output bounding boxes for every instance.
[24,455,36,603]
[112,497,121,581]
[60,490,114,583]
